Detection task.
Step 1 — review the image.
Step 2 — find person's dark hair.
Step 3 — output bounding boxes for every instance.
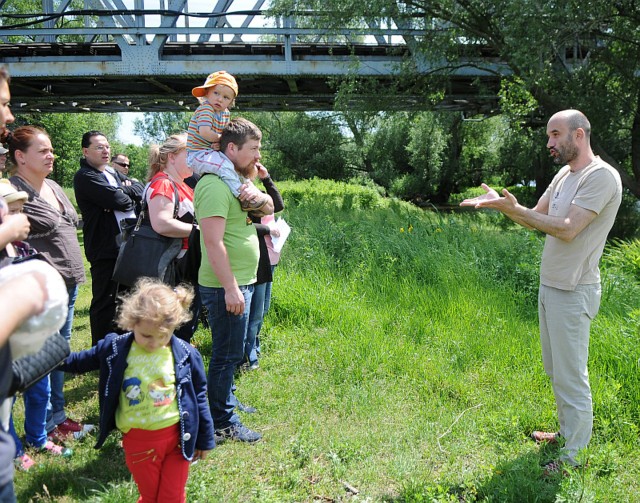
[0,65,9,85]
[6,125,48,172]
[220,118,262,152]
[81,130,107,148]
[111,153,127,162]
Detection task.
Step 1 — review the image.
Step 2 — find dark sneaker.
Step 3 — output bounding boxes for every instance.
[236,401,257,414]
[214,423,262,443]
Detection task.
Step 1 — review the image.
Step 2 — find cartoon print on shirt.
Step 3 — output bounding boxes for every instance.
[123,377,145,406]
[148,376,175,407]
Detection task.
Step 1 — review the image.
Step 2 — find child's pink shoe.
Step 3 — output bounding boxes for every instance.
[38,440,73,458]
[15,453,35,471]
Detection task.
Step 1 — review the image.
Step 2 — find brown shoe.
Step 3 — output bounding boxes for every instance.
[531,430,560,443]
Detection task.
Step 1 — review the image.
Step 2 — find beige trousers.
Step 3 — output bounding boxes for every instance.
[538,283,601,465]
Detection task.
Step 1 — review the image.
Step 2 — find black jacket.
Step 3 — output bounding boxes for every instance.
[251,176,284,284]
[113,169,144,215]
[73,158,142,262]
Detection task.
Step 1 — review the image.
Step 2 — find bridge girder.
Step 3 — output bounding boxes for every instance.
[0,0,505,114]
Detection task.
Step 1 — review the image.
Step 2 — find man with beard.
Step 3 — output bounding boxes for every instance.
[74,131,143,345]
[461,109,622,475]
[195,118,273,443]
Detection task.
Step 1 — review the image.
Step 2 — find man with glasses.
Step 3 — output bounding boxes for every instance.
[74,131,143,345]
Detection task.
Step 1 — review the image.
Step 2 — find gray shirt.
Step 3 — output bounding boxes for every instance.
[540,157,622,290]
[10,176,85,286]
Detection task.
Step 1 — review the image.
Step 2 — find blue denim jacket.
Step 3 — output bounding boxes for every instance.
[61,332,215,460]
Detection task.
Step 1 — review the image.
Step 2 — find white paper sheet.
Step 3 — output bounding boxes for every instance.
[268,217,291,253]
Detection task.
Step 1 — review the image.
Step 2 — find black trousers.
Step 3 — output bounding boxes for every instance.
[88,259,120,345]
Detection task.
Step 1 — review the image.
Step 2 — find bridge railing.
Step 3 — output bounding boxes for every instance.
[0,0,416,47]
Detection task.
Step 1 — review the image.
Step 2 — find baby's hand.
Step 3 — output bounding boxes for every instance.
[211,140,221,151]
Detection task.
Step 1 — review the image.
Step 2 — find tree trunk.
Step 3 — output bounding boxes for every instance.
[435,114,463,203]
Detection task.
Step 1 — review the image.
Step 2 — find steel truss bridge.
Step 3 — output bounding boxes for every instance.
[0,0,510,114]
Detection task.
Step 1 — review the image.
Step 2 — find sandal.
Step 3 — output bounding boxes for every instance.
[15,453,35,471]
[531,430,560,444]
[542,460,569,477]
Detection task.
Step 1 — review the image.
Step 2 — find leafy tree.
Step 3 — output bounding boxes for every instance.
[133,112,191,144]
[267,0,640,199]
[364,112,413,190]
[262,112,351,180]
[0,0,87,43]
[109,144,149,183]
[11,112,118,187]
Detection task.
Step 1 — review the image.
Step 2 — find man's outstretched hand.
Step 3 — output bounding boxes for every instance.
[460,183,501,208]
[460,183,520,215]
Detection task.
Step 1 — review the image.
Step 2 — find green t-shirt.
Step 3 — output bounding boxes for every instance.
[194,174,259,287]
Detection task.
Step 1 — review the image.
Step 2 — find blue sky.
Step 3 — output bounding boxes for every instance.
[117,112,144,146]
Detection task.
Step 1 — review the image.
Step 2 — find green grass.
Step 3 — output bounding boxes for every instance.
[12,179,640,502]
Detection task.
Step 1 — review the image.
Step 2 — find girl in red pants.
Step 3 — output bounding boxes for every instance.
[62,278,215,502]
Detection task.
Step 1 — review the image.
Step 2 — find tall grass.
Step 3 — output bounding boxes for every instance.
[12,180,640,502]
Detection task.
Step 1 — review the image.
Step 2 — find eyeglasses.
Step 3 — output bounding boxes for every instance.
[113,161,130,168]
[91,145,110,151]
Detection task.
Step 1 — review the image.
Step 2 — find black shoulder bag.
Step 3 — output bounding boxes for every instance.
[112,177,183,287]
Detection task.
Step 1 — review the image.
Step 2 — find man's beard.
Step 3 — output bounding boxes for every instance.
[235,162,256,179]
[553,141,579,165]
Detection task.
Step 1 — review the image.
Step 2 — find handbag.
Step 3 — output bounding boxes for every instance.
[112,177,183,287]
[0,254,71,397]
[176,222,200,283]
[8,331,70,396]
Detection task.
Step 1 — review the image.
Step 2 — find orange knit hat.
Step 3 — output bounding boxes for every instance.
[192,71,239,98]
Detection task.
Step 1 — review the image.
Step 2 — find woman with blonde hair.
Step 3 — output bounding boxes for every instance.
[145,133,199,342]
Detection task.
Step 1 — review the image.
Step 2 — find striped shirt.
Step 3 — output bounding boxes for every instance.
[187,102,230,152]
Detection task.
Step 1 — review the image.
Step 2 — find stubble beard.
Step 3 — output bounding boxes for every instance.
[553,140,579,166]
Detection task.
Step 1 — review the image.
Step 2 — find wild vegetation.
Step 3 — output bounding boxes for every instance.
[11,181,640,502]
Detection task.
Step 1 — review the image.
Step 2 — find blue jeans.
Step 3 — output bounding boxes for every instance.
[46,284,79,433]
[245,282,268,365]
[0,482,16,503]
[0,427,16,503]
[199,284,253,430]
[9,376,50,452]
[255,265,276,356]
[264,265,276,317]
